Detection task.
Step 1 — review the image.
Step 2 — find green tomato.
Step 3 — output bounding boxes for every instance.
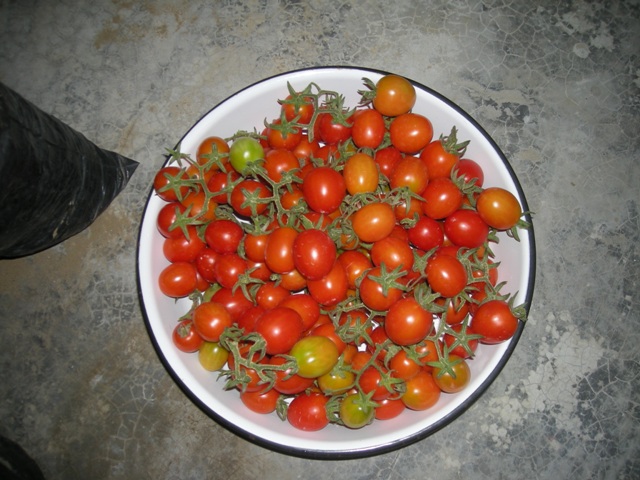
[290,335,339,379]
[198,341,229,372]
[339,393,375,429]
[229,137,264,174]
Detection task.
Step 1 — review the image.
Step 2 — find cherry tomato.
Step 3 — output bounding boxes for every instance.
[264,226,298,274]
[385,297,433,346]
[374,146,403,179]
[389,155,429,194]
[302,166,346,214]
[287,393,330,431]
[343,152,379,195]
[204,219,243,255]
[278,293,321,331]
[180,190,217,222]
[476,187,522,230]
[402,370,441,410]
[240,388,280,415]
[154,166,190,202]
[207,170,239,204]
[229,136,264,173]
[432,355,471,393]
[472,299,519,344]
[373,74,416,117]
[172,319,204,353]
[318,368,355,395]
[358,266,405,312]
[407,215,445,251]
[389,113,433,154]
[340,393,375,429]
[162,226,206,263]
[388,349,421,381]
[230,179,270,217]
[351,108,385,149]
[192,301,233,342]
[156,202,186,239]
[351,202,395,243]
[290,335,340,378]
[444,209,490,248]
[421,177,463,220]
[255,282,290,310]
[255,306,304,355]
[266,119,302,150]
[443,324,479,359]
[306,261,349,307]
[158,262,198,298]
[338,250,373,290]
[198,341,229,371]
[196,136,230,167]
[213,253,247,289]
[426,254,468,298]
[264,148,300,182]
[456,158,484,187]
[370,236,414,273]
[420,139,460,180]
[210,287,253,322]
[315,111,353,145]
[269,355,315,395]
[375,397,406,420]
[280,93,315,124]
[292,228,337,280]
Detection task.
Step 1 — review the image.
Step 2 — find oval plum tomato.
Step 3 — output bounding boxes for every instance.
[432,355,471,393]
[172,319,204,353]
[290,335,340,378]
[340,393,375,429]
[306,261,348,307]
[375,146,403,179]
[159,261,198,298]
[456,158,484,187]
[278,293,320,331]
[444,209,490,248]
[338,250,373,290]
[443,323,479,359]
[244,232,268,262]
[343,152,379,195]
[196,136,230,167]
[421,177,464,220]
[370,236,414,273]
[279,268,308,292]
[213,253,247,289]
[373,74,416,117]
[389,156,429,194]
[255,282,290,310]
[264,226,298,274]
[287,393,330,431]
[375,397,406,420]
[156,202,186,239]
[266,119,302,150]
[351,108,385,149]
[269,355,315,394]
[407,215,445,251]
[472,299,519,344]
[240,388,280,415]
[351,202,395,243]
[264,148,300,183]
[402,370,441,410]
[255,306,304,355]
[318,367,355,395]
[195,247,219,283]
[192,301,233,342]
[315,111,353,145]
[389,113,433,154]
[229,136,264,173]
[154,166,189,202]
[211,287,253,322]
[426,254,467,298]
[359,266,405,312]
[476,187,522,230]
[292,229,336,280]
[302,166,346,214]
[230,179,270,217]
[162,226,205,263]
[198,341,229,371]
[385,297,433,346]
[204,219,243,255]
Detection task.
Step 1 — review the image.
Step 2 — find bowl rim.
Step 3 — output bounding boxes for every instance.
[136,65,536,459]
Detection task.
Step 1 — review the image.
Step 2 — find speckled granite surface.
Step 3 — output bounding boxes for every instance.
[0,0,638,478]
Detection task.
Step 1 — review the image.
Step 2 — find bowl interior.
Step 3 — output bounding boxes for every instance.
[138,67,534,458]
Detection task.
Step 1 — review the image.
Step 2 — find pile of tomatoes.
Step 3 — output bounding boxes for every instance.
[152,74,529,431]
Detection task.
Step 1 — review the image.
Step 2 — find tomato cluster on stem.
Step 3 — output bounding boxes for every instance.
[154,75,530,431]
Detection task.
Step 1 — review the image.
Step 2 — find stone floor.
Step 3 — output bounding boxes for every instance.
[1,1,639,479]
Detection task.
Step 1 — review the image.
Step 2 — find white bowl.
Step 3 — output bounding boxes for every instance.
[137,66,536,458]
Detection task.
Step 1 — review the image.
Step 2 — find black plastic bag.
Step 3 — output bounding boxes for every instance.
[0,82,139,258]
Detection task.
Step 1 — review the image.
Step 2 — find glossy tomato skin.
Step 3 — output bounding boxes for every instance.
[375,397,406,420]
[264,148,300,182]
[204,219,243,255]
[192,301,233,342]
[420,139,460,179]
[255,306,304,355]
[421,178,463,220]
[269,355,315,395]
[195,247,219,283]
[444,209,490,248]
[359,266,405,312]
[426,254,468,298]
[156,202,186,239]
[240,388,280,415]
[375,146,403,179]
[266,119,302,150]
[476,187,522,230]
[373,74,416,117]
[264,226,298,274]
[443,324,479,359]
[351,108,385,149]
[340,393,375,429]
[210,287,253,322]
[302,167,346,214]
[389,156,429,194]
[407,215,444,251]
[230,179,270,217]
[173,319,204,353]
[402,370,441,410]
[456,158,484,187]
[213,253,247,289]
[351,202,396,243]
[158,262,198,298]
[281,93,315,124]
[255,282,290,309]
[292,229,337,280]
[196,135,230,166]
[290,335,340,378]
[338,250,373,290]
[370,236,414,273]
[389,113,433,154]
[306,261,349,307]
[432,355,471,393]
[198,341,229,371]
[385,297,433,346]
[316,112,353,145]
[154,166,189,202]
[343,152,379,195]
[229,136,264,173]
[472,299,519,344]
[287,393,330,431]
[278,293,321,331]
[162,226,205,263]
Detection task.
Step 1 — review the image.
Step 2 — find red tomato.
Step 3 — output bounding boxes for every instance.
[244,232,268,262]
[389,113,433,154]
[476,187,522,230]
[432,355,470,393]
[204,219,243,255]
[266,119,302,150]
[436,296,470,325]
[255,306,304,355]
[343,152,379,195]
[302,167,346,214]
[292,229,337,280]
[156,202,187,239]
[280,93,315,124]
[407,215,445,251]
[264,227,298,274]
[420,139,460,180]
[359,364,391,401]
[172,319,204,353]
[310,322,346,354]
[230,179,270,217]
[372,74,416,117]
[421,177,464,220]
[338,250,373,290]
[210,287,253,322]
[207,170,239,204]
[306,261,349,307]
[359,266,405,311]
[375,397,406,420]
[269,355,315,394]
[255,282,290,310]
[236,305,265,334]
[351,202,396,243]
[158,262,198,298]
[181,190,217,222]
[426,254,468,298]
[195,247,219,283]
[154,166,189,202]
[196,136,230,166]
[443,324,479,359]
[456,158,484,187]
[213,253,247,289]
[162,226,205,263]
[402,370,441,410]
[375,146,403,179]
[351,108,385,149]
[385,297,433,346]
[444,209,490,248]
[279,268,308,292]
[389,156,429,194]
[240,388,280,414]
[278,293,321,331]
[388,349,421,381]
[472,299,519,344]
[192,301,233,342]
[292,134,321,161]
[287,393,330,431]
[370,236,414,273]
[264,148,300,182]
[315,111,353,145]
